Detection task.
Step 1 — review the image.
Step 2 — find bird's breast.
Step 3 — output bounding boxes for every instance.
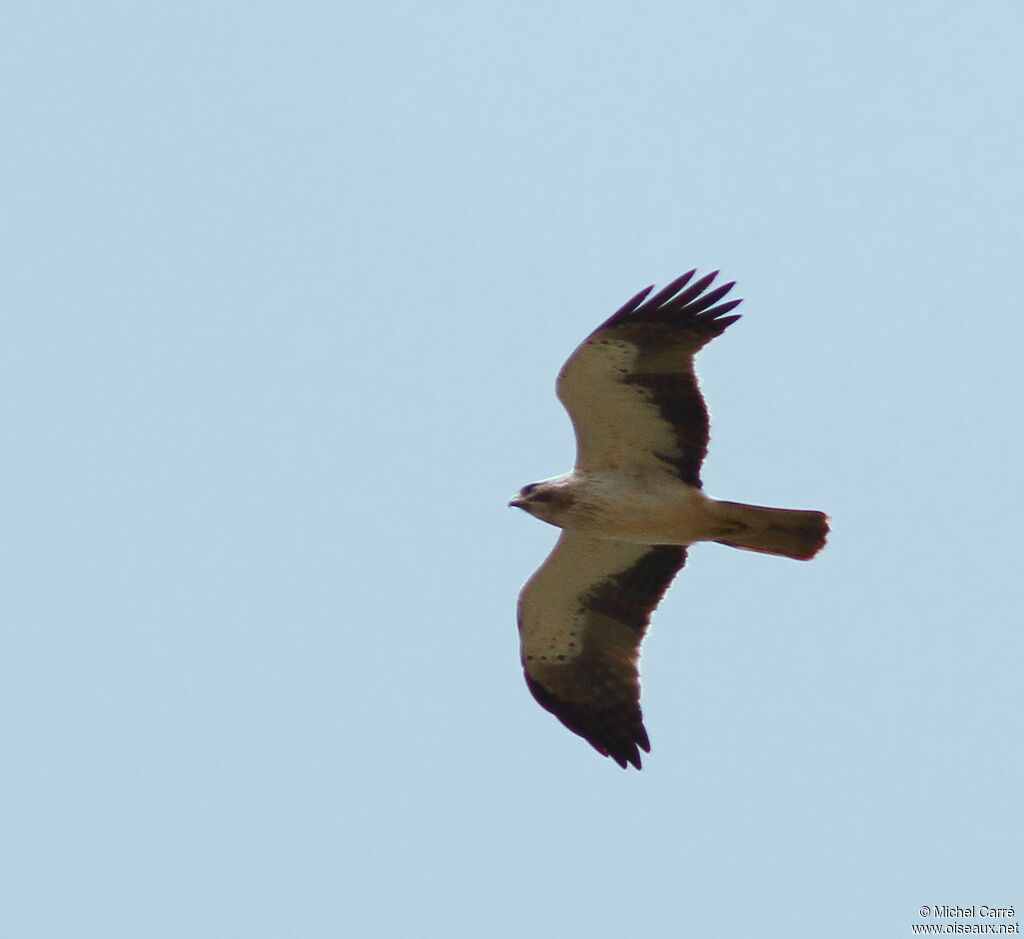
[563,475,718,546]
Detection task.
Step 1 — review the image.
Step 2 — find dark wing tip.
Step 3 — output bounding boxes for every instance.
[605,723,650,770]
[608,284,655,321]
[619,726,651,770]
[643,269,697,308]
[601,268,743,333]
[524,673,650,770]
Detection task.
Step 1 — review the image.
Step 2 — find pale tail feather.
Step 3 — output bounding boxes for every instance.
[711,501,829,561]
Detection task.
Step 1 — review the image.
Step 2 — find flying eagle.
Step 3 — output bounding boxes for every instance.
[510,269,829,769]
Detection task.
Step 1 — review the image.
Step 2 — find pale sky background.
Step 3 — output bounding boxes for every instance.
[3,3,1022,937]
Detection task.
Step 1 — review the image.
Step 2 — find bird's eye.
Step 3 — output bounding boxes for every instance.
[532,492,554,503]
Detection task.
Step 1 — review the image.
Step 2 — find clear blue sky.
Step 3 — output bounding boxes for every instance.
[3,3,1022,937]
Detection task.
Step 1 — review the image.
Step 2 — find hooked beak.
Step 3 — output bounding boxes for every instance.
[508,496,526,509]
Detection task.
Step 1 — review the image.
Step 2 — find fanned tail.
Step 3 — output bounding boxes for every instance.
[711,501,830,561]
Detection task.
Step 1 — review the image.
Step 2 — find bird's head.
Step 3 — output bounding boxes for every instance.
[508,478,575,526]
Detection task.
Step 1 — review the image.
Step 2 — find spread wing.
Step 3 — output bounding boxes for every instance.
[557,270,742,487]
[517,532,686,769]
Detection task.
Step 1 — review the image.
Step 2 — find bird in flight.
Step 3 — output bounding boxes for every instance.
[510,269,829,769]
